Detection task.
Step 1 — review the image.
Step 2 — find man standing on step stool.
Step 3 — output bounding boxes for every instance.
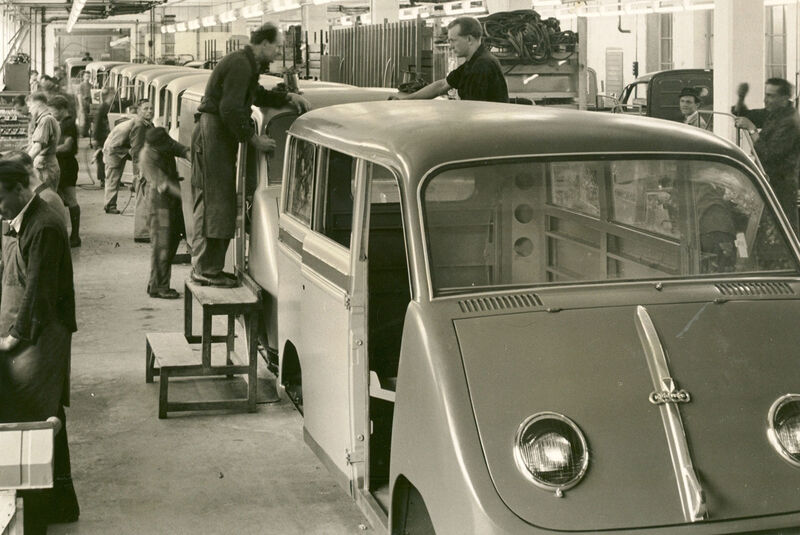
[190,22,310,288]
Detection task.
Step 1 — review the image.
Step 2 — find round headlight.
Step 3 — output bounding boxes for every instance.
[514,412,589,495]
[768,394,800,467]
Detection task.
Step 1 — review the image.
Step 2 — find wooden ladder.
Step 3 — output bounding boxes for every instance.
[145,279,260,419]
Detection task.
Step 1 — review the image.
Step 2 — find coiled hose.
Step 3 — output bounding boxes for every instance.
[480,10,578,65]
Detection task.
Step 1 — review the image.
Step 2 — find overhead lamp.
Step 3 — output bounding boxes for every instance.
[684,0,714,10]
[165,25,177,33]
[242,3,264,17]
[624,1,655,14]
[271,0,300,12]
[160,26,167,33]
[654,0,684,12]
[313,0,333,4]
[764,0,794,5]
[219,10,237,23]
[533,0,561,6]
[176,22,187,31]
[187,19,201,30]
[201,15,217,27]
[66,0,87,33]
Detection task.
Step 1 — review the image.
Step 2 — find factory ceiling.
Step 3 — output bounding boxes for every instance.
[6,0,163,22]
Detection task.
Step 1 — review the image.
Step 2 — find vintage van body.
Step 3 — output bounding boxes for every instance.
[132,66,192,104]
[116,64,163,101]
[85,61,124,90]
[63,58,90,93]
[273,100,800,534]
[148,70,209,128]
[619,69,714,122]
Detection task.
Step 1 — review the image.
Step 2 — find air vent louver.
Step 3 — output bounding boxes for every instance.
[458,293,542,313]
[715,281,794,296]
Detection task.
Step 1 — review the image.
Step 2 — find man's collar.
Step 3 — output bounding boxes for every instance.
[9,194,36,235]
[465,43,486,64]
[684,111,699,123]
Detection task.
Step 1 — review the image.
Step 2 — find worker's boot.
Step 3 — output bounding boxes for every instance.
[69,206,81,248]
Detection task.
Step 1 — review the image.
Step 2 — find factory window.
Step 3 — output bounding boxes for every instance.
[659,14,673,70]
[766,5,787,79]
[286,138,317,226]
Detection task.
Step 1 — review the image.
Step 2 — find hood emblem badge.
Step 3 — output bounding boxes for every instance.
[649,377,691,405]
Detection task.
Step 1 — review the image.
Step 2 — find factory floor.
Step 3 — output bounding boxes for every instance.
[46,143,368,534]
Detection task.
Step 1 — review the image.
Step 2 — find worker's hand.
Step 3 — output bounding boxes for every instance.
[250,134,277,154]
[287,93,312,114]
[0,335,20,352]
[387,93,405,101]
[734,117,756,131]
[736,82,749,99]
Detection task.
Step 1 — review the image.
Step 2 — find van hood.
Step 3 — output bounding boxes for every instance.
[454,300,800,531]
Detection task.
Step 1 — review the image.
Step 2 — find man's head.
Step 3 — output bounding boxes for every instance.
[679,87,701,117]
[447,17,483,59]
[39,76,57,95]
[250,23,283,65]
[82,71,91,82]
[137,99,154,121]
[765,77,793,112]
[2,151,34,178]
[29,69,38,79]
[48,94,71,121]
[0,160,32,220]
[28,92,49,116]
[12,95,27,116]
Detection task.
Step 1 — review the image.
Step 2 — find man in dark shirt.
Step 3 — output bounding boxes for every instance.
[0,160,79,533]
[733,78,800,233]
[191,22,310,287]
[390,16,508,103]
[50,95,82,247]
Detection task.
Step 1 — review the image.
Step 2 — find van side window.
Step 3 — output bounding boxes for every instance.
[286,138,316,226]
[317,148,356,248]
[165,93,172,131]
[266,115,297,186]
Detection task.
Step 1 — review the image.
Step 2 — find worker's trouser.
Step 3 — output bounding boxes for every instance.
[148,187,183,293]
[103,160,125,210]
[191,184,230,277]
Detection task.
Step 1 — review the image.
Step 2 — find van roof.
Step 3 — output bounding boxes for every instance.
[165,73,212,93]
[149,70,208,87]
[290,100,752,181]
[136,66,193,85]
[631,68,712,84]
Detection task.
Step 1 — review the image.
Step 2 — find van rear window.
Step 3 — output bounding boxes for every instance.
[421,157,798,295]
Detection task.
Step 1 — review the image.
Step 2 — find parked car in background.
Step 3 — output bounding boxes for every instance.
[272,100,800,534]
[600,68,713,122]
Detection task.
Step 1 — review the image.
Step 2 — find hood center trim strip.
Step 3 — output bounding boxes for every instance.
[635,305,708,523]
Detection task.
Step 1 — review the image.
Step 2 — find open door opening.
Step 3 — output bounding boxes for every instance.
[365,165,410,512]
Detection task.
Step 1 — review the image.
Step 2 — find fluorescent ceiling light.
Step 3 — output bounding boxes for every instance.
[219,10,237,23]
[176,22,187,31]
[242,4,264,18]
[533,0,561,6]
[160,26,167,33]
[201,15,217,27]
[187,19,200,30]
[166,25,176,33]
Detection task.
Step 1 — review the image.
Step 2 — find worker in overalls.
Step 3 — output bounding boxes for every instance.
[0,160,79,533]
[190,22,310,287]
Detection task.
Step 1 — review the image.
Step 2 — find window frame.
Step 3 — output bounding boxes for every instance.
[283,135,319,228]
[419,153,799,299]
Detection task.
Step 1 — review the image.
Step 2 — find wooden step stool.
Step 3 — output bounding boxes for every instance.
[145,279,260,419]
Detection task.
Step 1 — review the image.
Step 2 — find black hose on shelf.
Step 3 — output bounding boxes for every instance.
[480,10,578,65]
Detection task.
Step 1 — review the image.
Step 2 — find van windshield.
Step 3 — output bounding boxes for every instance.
[421,158,799,296]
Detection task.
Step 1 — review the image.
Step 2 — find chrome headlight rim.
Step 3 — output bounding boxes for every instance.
[767,393,800,468]
[513,411,589,493]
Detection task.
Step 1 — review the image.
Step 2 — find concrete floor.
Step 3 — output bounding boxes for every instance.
[47,143,369,534]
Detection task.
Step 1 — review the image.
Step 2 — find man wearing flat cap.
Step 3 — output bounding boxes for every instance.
[190,22,311,287]
[679,87,706,129]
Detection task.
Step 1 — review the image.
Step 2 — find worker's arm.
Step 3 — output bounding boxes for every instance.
[391,79,451,100]
[128,121,147,165]
[28,142,43,160]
